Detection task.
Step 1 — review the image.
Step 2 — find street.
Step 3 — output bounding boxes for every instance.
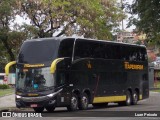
[0,92,160,119]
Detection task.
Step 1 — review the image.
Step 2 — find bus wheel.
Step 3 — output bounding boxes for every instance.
[67,94,78,111]
[45,106,55,112]
[79,93,89,110]
[132,91,138,105]
[119,91,132,106]
[125,91,132,106]
[33,107,44,113]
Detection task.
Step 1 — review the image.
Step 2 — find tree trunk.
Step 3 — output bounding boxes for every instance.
[1,37,15,61]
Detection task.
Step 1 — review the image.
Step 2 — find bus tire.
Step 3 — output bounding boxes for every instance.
[67,93,78,111]
[45,106,55,112]
[33,107,44,113]
[78,93,89,110]
[119,91,131,106]
[125,91,132,106]
[132,91,138,105]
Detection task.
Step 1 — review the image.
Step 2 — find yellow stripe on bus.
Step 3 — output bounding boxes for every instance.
[50,58,64,74]
[93,96,126,103]
[139,95,142,100]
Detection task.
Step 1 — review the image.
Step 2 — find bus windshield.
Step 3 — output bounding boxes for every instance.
[18,39,59,64]
[16,67,55,92]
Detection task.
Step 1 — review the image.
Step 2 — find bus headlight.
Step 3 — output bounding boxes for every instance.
[47,88,63,98]
[16,95,22,99]
[47,93,54,97]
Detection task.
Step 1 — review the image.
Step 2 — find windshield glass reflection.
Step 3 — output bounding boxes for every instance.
[16,67,54,92]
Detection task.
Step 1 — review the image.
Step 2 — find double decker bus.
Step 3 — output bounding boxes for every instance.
[5,37,149,112]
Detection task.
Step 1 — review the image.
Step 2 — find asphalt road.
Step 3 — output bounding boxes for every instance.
[0,92,160,120]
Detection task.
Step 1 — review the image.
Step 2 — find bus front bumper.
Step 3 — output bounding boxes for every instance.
[16,89,63,108]
[16,95,56,108]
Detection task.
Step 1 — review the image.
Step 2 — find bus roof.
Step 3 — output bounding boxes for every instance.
[25,37,146,48]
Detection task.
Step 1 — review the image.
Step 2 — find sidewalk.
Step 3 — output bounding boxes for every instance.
[0,94,16,111]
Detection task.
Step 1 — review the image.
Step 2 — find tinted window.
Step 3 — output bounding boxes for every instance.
[74,39,93,59]
[58,39,74,58]
[75,39,110,59]
[74,40,123,60]
[121,45,147,61]
[105,44,121,59]
[120,45,128,60]
[74,39,147,61]
[18,39,59,64]
[93,42,106,59]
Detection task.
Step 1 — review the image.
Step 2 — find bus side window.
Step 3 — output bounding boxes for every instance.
[74,39,92,59]
[141,48,147,61]
[105,44,121,60]
[105,44,113,59]
[93,43,105,59]
[120,46,126,60]
[58,39,74,58]
[127,47,146,62]
[130,50,137,61]
[114,45,121,59]
[121,45,131,61]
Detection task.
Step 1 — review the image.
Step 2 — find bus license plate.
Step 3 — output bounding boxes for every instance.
[30,104,37,107]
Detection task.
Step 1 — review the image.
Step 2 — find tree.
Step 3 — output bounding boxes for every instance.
[0,0,125,69]
[16,0,125,40]
[0,0,16,62]
[0,0,27,65]
[128,0,160,43]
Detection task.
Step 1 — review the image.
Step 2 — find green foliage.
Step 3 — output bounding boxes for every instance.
[0,84,10,89]
[16,0,125,40]
[0,0,28,70]
[0,0,125,69]
[129,0,160,43]
[0,88,14,96]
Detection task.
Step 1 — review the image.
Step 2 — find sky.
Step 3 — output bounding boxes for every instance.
[118,0,136,31]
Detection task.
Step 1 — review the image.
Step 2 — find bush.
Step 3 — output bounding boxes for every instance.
[0,84,10,89]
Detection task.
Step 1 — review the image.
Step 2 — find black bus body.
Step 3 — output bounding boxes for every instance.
[6,37,149,112]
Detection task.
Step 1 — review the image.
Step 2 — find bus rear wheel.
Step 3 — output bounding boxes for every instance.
[33,107,44,113]
[125,91,132,106]
[45,106,55,112]
[132,91,138,105]
[78,93,89,110]
[119,91,131,106]
[67,93,78,111]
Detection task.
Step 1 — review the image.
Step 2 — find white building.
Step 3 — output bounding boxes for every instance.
[117,31,137,43]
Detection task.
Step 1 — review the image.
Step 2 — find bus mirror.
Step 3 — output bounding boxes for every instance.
[50,58,64,74]
[5,61,16,76]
